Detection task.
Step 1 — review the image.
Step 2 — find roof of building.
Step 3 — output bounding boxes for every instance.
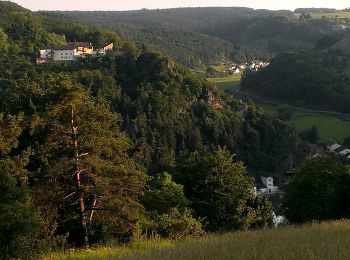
[40,42,93,51]
[69,42,92,47]
[334,146,347,153]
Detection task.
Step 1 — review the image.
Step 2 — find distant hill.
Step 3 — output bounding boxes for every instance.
[40,8,343,66]
[241,51,350,113]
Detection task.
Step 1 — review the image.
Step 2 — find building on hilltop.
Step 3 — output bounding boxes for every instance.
[97,43,114,55]
[37,42,112,64]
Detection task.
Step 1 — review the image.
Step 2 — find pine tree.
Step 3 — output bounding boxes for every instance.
[36,86,146,246]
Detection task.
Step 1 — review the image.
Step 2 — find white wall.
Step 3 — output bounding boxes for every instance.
[40,49,52,59]
[53,49,76,61]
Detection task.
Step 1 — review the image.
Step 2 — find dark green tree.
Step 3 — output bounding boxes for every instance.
[343,136,350,148]
[140,172,202,239]
[0,169,39,259]
[283,156,350,223]
[175,148,271,231]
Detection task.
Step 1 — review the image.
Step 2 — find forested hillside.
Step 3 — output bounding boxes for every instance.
[0,2,299,258]
[241,50,350,113]
[40,8,344,66]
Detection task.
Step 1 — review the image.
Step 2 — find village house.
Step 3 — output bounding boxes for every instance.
[327,142,341,152]
[335,146,350,156]
[97,43,114,55]
[308,145,326,159]
[258,176,279,194]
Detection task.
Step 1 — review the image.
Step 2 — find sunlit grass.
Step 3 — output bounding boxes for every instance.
[48,220,350,260]
[207,73,242,92]
[45,239,176,260]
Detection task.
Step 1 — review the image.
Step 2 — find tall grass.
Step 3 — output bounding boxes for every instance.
[46,220,350,259]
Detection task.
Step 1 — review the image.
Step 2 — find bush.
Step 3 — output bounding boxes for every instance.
[142,208,203,239]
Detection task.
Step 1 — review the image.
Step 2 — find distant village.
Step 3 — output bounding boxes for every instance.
[36,42,113,64]
[227,61,270,74]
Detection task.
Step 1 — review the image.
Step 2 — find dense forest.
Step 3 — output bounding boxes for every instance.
[0,2,303,258]
[40,8,346,66]
[1,2,350,259]
[241,50,350,113]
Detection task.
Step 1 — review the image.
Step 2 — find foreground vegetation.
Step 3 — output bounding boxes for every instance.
[48,220,350,259]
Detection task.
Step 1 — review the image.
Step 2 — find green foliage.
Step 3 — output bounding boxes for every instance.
[140,173,202,239]
[0,2,65,56]
[149,208,203,239]
[34,86,146,245]
[142,172,189,213]
[0,169,39,259]
[175,148,271,231]
[344,136,350,148]
[283,156,350,223]
[0,28,8,55]
[299,125,320,144]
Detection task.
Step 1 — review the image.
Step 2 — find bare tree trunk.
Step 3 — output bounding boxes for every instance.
[89,195,97,227]
[70,106,89,247]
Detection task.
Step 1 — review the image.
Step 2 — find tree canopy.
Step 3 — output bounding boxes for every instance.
[283,156,350,223]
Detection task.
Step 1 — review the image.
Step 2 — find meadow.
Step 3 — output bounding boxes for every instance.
[209,75,350,142]
[47,220,350,259]
[207,73,241,92]
[256,102,350,142]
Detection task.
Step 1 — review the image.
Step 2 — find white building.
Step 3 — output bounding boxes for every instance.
[37,42,97,63]
[259,176,278,193]
[52,45,77,61]
[338,148,350,156]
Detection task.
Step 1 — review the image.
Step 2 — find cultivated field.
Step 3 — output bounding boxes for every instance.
[47,220,350,260]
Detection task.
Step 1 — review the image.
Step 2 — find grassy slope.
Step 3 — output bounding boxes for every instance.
[48,220,350,259]
[207,74,242,92]
[208,76,350,142]
[257,102,350,142]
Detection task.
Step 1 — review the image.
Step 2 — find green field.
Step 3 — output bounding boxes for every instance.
[207,73,242,92]
[256,102,350,142]
[207,76,350,142]
[47,220,350,260]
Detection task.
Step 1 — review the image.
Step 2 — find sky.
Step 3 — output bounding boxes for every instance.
[9,0,350,11]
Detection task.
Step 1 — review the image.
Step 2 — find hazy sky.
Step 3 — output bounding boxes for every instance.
[9,0,350,11]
